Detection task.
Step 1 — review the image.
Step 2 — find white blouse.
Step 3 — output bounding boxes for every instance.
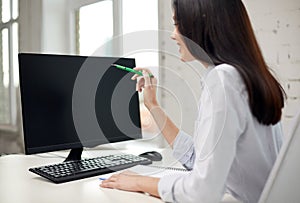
[158,64,283,203]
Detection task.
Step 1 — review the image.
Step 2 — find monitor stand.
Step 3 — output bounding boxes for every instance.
[64,147,83,162]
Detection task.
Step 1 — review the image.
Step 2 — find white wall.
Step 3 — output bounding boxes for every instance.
[41,0,71,54]
[19,0,43,53]
[19,0,71,54]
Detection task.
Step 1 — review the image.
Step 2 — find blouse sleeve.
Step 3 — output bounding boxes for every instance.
[172,130,196,170]
[158,67,247,202]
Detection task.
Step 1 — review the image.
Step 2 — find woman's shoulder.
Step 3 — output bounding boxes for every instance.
[214,63,241,80]
[206,63,246,94]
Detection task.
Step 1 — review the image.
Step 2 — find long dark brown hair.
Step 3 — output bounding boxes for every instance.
[172,0,285,125]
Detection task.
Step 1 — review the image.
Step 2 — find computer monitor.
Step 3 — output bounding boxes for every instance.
[19,53,141,160]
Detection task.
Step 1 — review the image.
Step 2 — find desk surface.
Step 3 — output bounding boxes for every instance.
[0,146,239,203]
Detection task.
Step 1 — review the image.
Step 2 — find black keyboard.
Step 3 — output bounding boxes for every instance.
[29,154,152,183]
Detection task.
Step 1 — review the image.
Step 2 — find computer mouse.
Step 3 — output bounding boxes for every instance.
[139,151,163,162]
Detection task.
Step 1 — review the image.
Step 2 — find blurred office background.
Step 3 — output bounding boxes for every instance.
[0,0,299,154]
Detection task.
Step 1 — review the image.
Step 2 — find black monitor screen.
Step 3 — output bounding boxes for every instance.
[19,53,141,154]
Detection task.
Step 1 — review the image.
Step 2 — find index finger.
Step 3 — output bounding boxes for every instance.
[131,73,141,80]
[143,70,152,88]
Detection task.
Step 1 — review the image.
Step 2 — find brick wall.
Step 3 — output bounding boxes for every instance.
[243,0,300,136]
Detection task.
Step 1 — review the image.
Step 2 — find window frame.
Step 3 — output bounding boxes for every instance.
[0,0,19,131]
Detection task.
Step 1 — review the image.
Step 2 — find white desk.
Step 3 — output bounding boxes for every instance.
[0,146,239,203]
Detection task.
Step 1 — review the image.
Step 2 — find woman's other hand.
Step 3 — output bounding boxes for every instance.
[100,171,141,192]
[100,171,160,197]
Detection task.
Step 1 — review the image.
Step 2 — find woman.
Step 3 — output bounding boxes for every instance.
[100,0,285,202]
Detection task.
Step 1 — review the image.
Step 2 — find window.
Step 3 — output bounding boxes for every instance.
[77,1,113,56]
[75,0,158,70]
[0,0,19,127]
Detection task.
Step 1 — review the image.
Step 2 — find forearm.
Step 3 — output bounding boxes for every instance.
[148,105,179,147]
[137,176,160,197]
[135,70,179,147]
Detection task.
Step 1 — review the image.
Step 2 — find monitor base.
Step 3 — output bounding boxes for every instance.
[64,148,83,162]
